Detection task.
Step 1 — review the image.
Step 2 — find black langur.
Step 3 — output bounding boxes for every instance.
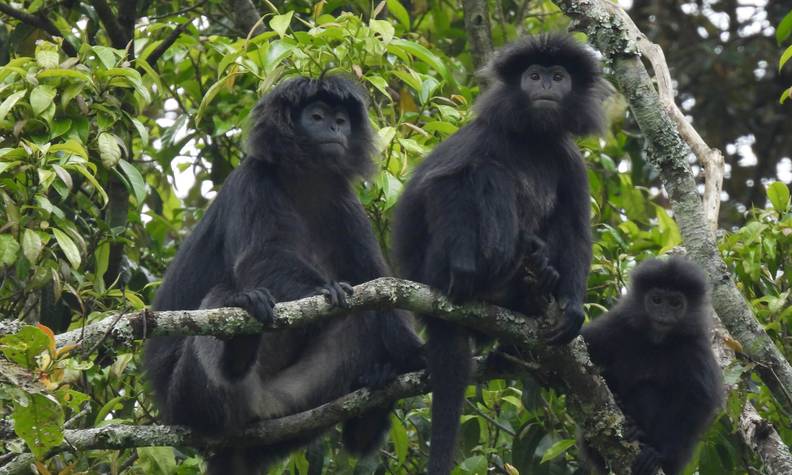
[580,257,724,475]
[392,34,608,474]
[144,76,423,474]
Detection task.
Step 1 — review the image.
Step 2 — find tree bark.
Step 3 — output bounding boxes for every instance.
[462,0,495,71]
[552,0,792,416]
[15,277,639,473]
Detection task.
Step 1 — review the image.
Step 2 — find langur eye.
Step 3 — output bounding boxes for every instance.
[336,117,346,125]
[312,113,323,121]
[651,296,662,304]
[553,73,564,81]
[530,73,540,80]
[669,299,682,308]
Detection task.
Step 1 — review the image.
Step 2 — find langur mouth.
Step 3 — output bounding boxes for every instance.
[317,140,347,148]
[533,98,560,106]
[652,319,675,329]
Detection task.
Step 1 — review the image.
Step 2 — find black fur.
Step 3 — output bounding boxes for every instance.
[581,257,723,475]
[144,76,423,474]
[392,34,607,474]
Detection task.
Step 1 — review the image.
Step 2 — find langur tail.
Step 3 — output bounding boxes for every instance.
[426,320,473,475]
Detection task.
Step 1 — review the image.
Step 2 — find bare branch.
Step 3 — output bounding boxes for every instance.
[602,4,725,233]
[145,21,193,67]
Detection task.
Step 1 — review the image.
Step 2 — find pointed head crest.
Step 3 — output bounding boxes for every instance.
[246,75,376,178]
[476,33,610,137]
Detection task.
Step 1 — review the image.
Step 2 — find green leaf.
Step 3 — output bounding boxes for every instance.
[419,76,440,104]
[540,438,576,463]
[13,394,64,458]
[103,68,151,103]
[0,161,21,175]
[50,139,88,161]
[380,171,403,210]
[365,75,390,98]
[49,118,72,139]
[54,388,90,413]
[52,163,74,190]
[68,163,108,205]
[137,447,177,475]
[127,115,149,146]
[97,132,121,168]
[35,42,60,69]
[0,234,20,266]
[37,68,93,84]
[92,45,118,69]
[270,11,294,37]
[0,90,26,122]
[766,181,790,212]
[30,85,56,116]
[0,326,51,367]
[456,455,487,473]
[389,39,451,84]
[777,10,792,44]
[94,395,125,425]
[118,159,146,206]
[781,86,791,104]
[196,73,240,123]
[389,415,408,465]
[655,205,682,254]
[369,19,395,44]
[61,83,84,109]
[52,228,81,269]
[780,44,792,71]
[262,40,295,73]
[135,58,164,92]
[94,241,110,289]
[22,229,43,263]
[387,0,411,29]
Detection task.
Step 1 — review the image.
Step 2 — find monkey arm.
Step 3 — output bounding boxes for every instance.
[325,196,393,282]
[423,167,521,301]
[323,195,425,372]
[541,159,591,344]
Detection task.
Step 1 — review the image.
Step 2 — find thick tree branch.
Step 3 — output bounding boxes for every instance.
[36,278,637,472]
[0,359,511,475]
[230,0,266,37]
[0,3,78,56]
[601,4,724,232]
[90,0,129,50]
[462,0,495,72]
[53,278,539,350]
[738,404,792,474]
[710,320,792,474]
[553,0,792,416]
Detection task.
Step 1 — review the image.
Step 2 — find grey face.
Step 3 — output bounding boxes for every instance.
[643,288,687,343]
[298,100,352,155]
[520,65,572,108]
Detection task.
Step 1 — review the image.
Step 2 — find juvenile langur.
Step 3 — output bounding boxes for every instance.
[392,34,609,474]
[581,257,724,475]
[145,76,423,474]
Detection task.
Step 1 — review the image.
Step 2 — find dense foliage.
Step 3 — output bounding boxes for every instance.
[0,1,789,474]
